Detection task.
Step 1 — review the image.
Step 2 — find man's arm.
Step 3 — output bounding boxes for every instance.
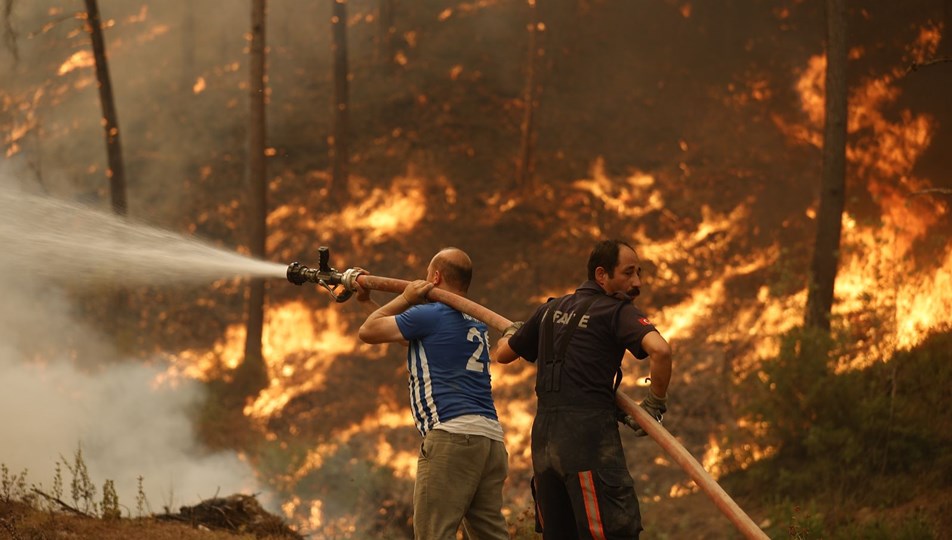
[491,336,521,365]
[358,280,433,344]
[357,296,408,344]
[640,330,672,398]
[619,330,673,436]
[490,321,525,364]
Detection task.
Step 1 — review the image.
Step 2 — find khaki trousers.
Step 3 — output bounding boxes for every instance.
[413,429,510,540]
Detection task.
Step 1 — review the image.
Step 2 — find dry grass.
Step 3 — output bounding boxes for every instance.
[0,499,294,540]
[0,451,301,540]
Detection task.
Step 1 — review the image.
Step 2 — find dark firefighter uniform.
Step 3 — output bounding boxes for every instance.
[508,280,657,539]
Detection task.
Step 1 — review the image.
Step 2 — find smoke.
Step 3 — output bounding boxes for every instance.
[0,279,270,511]
[0,170,273,512]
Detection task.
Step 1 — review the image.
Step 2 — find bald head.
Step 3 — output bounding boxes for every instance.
[428,247,473,293]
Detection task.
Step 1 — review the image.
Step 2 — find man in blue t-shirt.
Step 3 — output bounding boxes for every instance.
[358,247,509,540]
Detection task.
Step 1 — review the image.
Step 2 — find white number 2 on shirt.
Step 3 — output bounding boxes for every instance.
[465,327,490,373]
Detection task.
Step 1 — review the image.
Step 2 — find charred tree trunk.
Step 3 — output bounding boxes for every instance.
[804,0,847,332]
[330,0,350,197]
[2,0,18,63]
[377,0,395,67]
[182,3,195,92]
[517,0,539,191]
[84,0,127,216]
[944,0,952,57]
[237,0,269,398]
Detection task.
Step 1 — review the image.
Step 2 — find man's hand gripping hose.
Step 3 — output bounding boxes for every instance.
[285,247,769,540]
[618,389,667,437]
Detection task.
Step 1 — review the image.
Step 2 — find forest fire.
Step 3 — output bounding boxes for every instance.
[268,176,427,248]
[2,2,951,538]
[160,302,369,419]
[338,180,426,243]
[772,28,951,362]
[572,158,661,220]
[287,402,418,480]
[247,303,367,419]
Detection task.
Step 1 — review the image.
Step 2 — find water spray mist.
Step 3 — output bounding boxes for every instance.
[0,187,286,286]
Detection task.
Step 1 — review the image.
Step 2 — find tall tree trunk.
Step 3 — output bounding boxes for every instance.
[181,2,195,92]
[237,0,268,398]
[517,0,539,191]
[377,0,395,67]
[330,0,350,196]
[84,0,127,216]
[2,0,18,63]
[804,0,848,332]
[943,0,952,57]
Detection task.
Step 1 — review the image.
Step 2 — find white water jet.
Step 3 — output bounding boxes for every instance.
[0,187,287,285]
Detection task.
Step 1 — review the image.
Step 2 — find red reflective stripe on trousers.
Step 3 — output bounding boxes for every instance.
[533,477,545,528]
[578,471,606,540]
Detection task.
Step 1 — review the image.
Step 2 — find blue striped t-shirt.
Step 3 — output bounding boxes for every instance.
[396,302,499,436]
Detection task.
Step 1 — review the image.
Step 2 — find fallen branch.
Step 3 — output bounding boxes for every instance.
[157,494,303,539]
[905,56,952,75]
[30,488,93,518]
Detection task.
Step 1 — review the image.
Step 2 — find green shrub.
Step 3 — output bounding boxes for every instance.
[830,514,935,540]
[730,328,952,534]
[2,445,134,521]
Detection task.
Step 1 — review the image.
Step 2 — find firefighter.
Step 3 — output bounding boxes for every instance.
[492,239,673,539]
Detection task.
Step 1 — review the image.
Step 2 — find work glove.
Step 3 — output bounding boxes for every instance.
[618,390,667,437]
[502,321,524,338]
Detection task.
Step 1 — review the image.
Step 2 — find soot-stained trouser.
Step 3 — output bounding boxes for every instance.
[492,239,673,540]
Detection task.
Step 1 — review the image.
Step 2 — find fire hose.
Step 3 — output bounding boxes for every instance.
[287,248,769,540]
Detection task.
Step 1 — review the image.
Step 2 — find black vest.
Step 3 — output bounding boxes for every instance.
[535,290,629,410]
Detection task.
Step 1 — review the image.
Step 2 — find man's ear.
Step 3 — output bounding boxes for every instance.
[431,270,442,286]
[594,266,609,285]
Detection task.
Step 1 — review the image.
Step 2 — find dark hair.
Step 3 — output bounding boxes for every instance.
[587,239,634,280]
[434,248,473,292]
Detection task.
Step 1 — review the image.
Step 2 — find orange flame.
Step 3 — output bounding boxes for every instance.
[57,50,94,76]
[768,25,949,366]
[246,303,365,419]
[572,157,662,219]
[289,402,417,483]
[161,302,381,420]
[269,176,427,249]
